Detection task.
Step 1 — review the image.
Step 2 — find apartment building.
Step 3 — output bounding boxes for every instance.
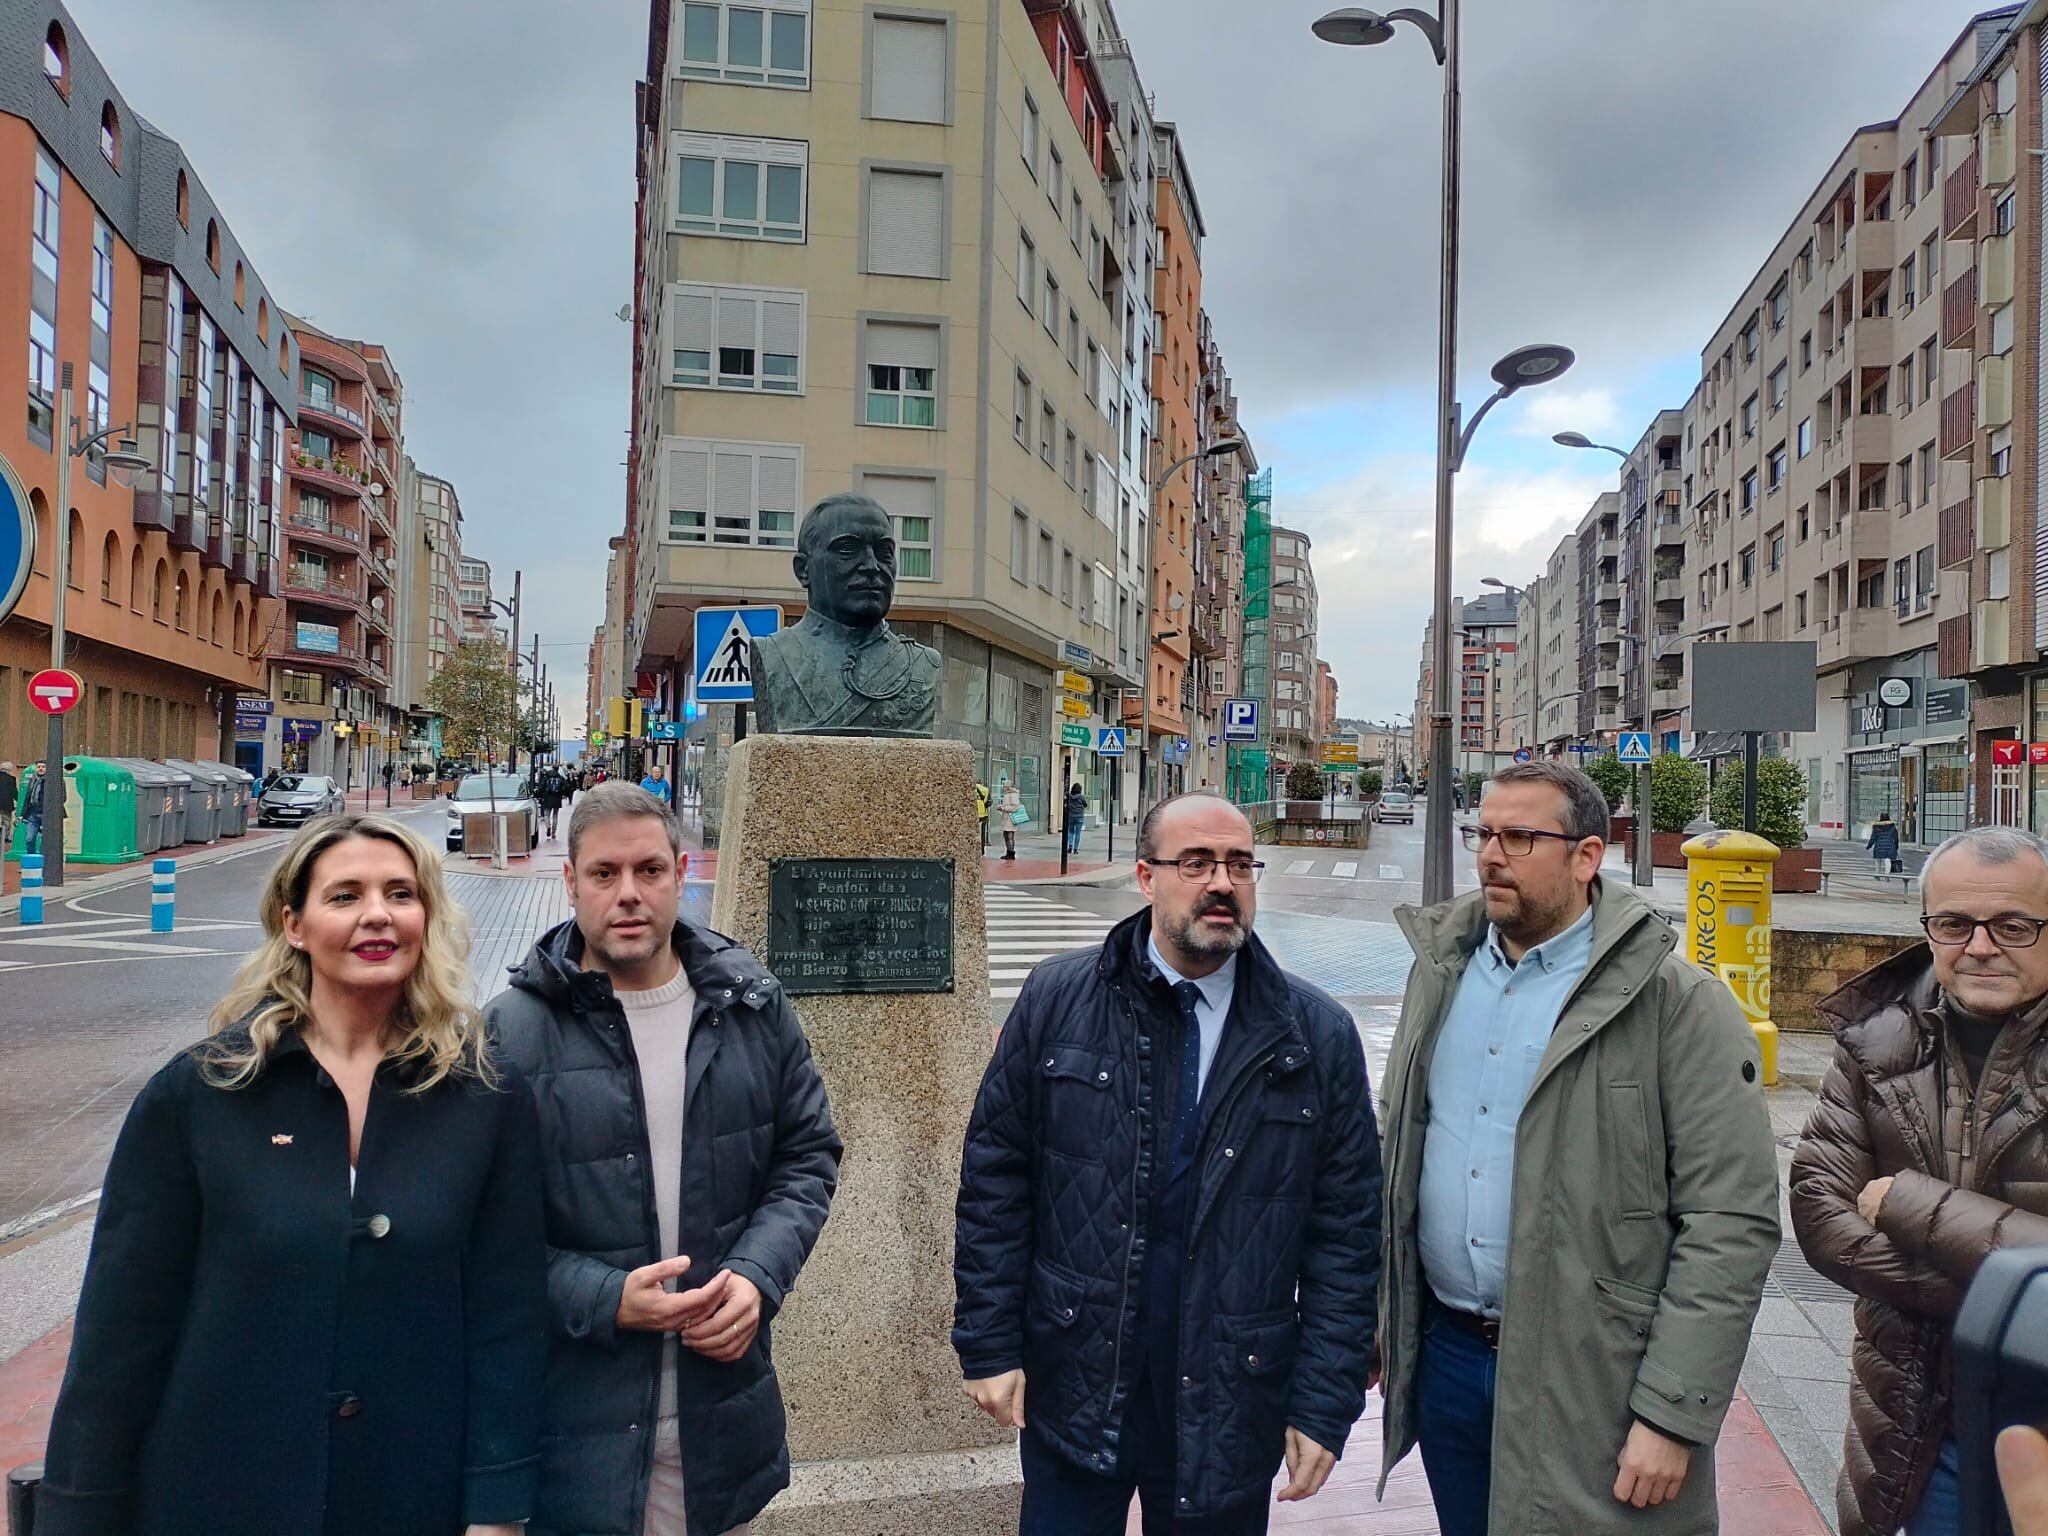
[0,3,294,769]
[626,0,1148,835]
[458,554,496,645]
[1573,491,1624,740]
[1689,18,1992,845]
[1510,575,1542,751]
[1614,410,1689,748]
[1196,325,1253,791]
[404,464,463,760]
[1417,590,1519,781]
[1316,658,1337,739]
[1269,522,1318,767]
[1536,532,1582,748]
[1932,8,2044,830]
[259,318,402,778]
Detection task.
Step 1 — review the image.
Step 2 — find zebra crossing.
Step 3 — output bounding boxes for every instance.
[983,885,1118,1001]
[1268,855,1407,882]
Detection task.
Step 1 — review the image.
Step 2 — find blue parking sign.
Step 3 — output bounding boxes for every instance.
[1223,698,1261,743]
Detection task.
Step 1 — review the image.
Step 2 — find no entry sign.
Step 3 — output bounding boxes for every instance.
[28,668,83,715]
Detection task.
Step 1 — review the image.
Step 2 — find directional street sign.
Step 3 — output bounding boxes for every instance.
[0,451,31,629]
[693,606,782,703]
[1513,747,1533,764]
[1096,727,1126,757]
[27,668,83,716]
[1618,731,1652,764]
[1223,698,1261,743]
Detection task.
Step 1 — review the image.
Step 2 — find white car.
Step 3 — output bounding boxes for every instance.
[1375,790,1416,824]
[446,773,540,853]
[257,774,345,827]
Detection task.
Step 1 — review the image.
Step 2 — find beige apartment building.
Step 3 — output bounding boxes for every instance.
[1535,533,1582,748]
[403,464,463,760]
[1269,522,1318,768]
[626,0,1148,833]
[1196,323,1253,792]
[1415,589,1519,785]
[1688,17,1993,844]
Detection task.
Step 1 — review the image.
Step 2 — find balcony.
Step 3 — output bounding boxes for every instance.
[1941,382,1978,459]
[1652,685,1685,714]
[298,392,368,440]
[1816,609,1894,668]
[1983,111,2016,187]
[281,567,367,615]
[1944,148,1980,238]
[1940,613,1974,677]
[1595,580,1621,605]
[362,604,392,638]
[365,495,396,539]
[364,550,395,590]
[1594,667,1621,693]
[1849,216,1896,275]
[1944,268,1980,346]
[1980,352,2013,427]
[1597,535,1620,561]
[1653,509,1685,548]
[285,513,362,555]
[1817,509,1891,570]
[1939,498,1976,568]
[1851,314,1893,371]
[289,453,368,500]
[1978,475,2012,549]
[1976,597,2012,669]
[1982,231,2016,306]
[1654,577,1684,604]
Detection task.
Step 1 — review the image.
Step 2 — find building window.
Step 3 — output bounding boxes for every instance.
[1043,271,1061,338]
[1048,146,1064,216]
[1797,417,1813,458]
[1021,92,1040,176]
[673,132,807,242]
[1038,528,1054,590]
[861,318,940,427]
[100,102,120,168]
[1995,189,2017,235]
[176,169,189,229]
[661,437,802,547]
[1017,229,1035,310]
[1011,506,1030,581]
[1767,364,1786,412]
[668,283,804,393]
[860,470,938,580]
[281,669,325,705]
[1740,469,1757,511]
[1739,546,1755,586]
[1769,531,1784,572]
[206,219,221,273]
[863,166,946,278]
[1767,443,1786,491]
[1081,450,1097,518]
[1013,368,1031,445]
[1800,331,1812,371]
[1741,394,1758,438]
[677,0,811,88]
[43,21,68,95]
[28,145,60,446]
[1062,428,1077,488]
[1040,401,1056,465]
[867,13,949,123]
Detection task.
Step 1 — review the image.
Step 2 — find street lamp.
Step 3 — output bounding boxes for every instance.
[1139,439,1242,837]
[37,362,153,888]
[1554,430,1654,889]
[1316,0,1572,903]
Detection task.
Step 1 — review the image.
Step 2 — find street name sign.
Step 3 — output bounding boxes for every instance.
[28,668,83,715]
[693,606,782,703]
[1060,696,1090,718]
[1060,723,1090,746]
[1618,731,1652,764]
[0,451,31,629]
[1223,698,1261,743]
[1096,727,1126,757]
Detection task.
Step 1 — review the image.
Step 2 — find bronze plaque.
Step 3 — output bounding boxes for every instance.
[767,857,956,995]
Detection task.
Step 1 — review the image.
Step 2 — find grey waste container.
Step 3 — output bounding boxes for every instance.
[215,763,255,836]
[115,759,193,853]
[168,760,229,845]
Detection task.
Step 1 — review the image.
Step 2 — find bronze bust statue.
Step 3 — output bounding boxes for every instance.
[750,493,941,737]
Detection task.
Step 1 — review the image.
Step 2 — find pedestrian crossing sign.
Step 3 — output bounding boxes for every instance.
[693,606,782,702]
[1096,727,1126,756]
[1618,731,1652,764]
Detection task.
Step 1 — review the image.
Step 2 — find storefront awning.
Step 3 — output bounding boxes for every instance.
[1685,730,1744,760]
[1906,734,1965,749]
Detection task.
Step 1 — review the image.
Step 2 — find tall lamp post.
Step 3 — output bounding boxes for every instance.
[1554,430,1654,888]
[487,570,523,776]
[40,363,153,889]
[1140,439,1241,837]
[1314,4,1574,903]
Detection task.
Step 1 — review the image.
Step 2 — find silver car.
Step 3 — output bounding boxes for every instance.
[446,773,540,853]
[257,774,345,827]
[1375,790,1416,824]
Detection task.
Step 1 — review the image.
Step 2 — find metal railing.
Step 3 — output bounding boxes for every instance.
[299,392,366,431]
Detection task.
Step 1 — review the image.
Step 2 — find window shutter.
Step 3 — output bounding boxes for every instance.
[672,287,716,353]
[717,293,759,352]
[666,443,710,539]
[761,295,802,359]
[866,472,936,526]
[758,450,799,517]
[867,171,944,277]
[713,451,753,540]
[871,18,947,123]
[866,320,940,373]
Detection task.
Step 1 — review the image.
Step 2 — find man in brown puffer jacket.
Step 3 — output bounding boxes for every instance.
[1791,825,2048,1536]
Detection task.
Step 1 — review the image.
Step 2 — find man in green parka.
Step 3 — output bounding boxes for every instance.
[1377,759,1779,1534]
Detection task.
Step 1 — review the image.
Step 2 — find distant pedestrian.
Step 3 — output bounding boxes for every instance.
[976,780,990,848]
[998,778,1022,860]
[534,764,566,841]
[639,764,671,804]
[0,760,16,856]
[36,813,545,1536]
[1867,812,1902,875]
[1063,780,1087,857]
[1791,826,2048,1536]
[488,782,841,1536]
[1379,760,1778,1535]
[21,760,46,855]
[954,791,1381,1532]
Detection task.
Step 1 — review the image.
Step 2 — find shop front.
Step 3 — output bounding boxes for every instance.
[1840,654,1963,846]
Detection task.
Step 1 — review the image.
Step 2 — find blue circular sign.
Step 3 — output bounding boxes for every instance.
[1513,747,1533,764]
[0,451,32,628]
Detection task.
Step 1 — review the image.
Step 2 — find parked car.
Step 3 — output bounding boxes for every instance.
[446,773,540,853]
[256,774,345,828]
[1374,789,1416,824]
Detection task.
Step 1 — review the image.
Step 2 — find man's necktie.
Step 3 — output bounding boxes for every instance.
[1171,980,1203,1163]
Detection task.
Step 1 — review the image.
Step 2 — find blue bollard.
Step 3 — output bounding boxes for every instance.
[19,854,43,926]
[151,858,176,933]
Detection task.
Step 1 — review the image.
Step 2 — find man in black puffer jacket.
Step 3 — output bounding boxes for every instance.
[489,783,840,1536]
[953,791,1381,1534]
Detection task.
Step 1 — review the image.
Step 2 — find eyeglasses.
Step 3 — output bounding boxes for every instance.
[1143,855,1266,885]
[1459,824,1585,858]
[1919,913,2048,949]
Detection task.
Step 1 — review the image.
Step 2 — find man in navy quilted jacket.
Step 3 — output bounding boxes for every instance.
[953,790,1382,1534]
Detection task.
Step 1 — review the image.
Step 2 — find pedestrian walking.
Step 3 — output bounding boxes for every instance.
[954,790,1381,1534]
[0,760,16,857]
[998,777,1023,860]
[36,814,546,1536]
[488,781,842,1536]
[976,779,991,849]
[1064,780,1087,857]
[1790,825,2048,1536]
[1377,760,1778,1536]
[533,763,567,841]
[381,757,396,796]
[1867,811,1902,875]
[21,759,46,855]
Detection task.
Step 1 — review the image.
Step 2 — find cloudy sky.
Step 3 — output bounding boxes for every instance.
[70,0,2003,729]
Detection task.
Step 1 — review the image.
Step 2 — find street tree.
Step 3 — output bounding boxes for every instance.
[423,641,518,766]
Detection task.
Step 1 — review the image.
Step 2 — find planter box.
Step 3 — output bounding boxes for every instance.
[1652,831,1690,869]
[1609,814,1634,849]
[1773,846,1823,893]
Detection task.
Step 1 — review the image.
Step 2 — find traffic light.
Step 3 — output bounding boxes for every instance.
[607,697,645,740]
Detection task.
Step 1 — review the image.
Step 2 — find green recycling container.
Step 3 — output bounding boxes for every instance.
[59,757,141,864]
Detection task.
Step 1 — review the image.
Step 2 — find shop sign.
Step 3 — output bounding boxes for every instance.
[1923,682,1968,726]
[1877,677,1913,708]
[235,697,274,715]
[234,711,269,735]
[1992,740,2024,766]
[2031,744,2048,767]
[1857,704,1885,735]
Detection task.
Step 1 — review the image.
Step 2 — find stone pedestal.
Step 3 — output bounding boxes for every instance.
[711,734,1020,1534]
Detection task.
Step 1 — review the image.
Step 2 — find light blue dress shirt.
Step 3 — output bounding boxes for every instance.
[1147,934,1236,1096]
[1419,903,1596,1319]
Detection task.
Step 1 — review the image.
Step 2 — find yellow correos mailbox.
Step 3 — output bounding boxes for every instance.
[1681,828,1781,1087]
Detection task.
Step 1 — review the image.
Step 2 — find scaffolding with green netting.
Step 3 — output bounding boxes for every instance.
[1229,468,1274,806]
